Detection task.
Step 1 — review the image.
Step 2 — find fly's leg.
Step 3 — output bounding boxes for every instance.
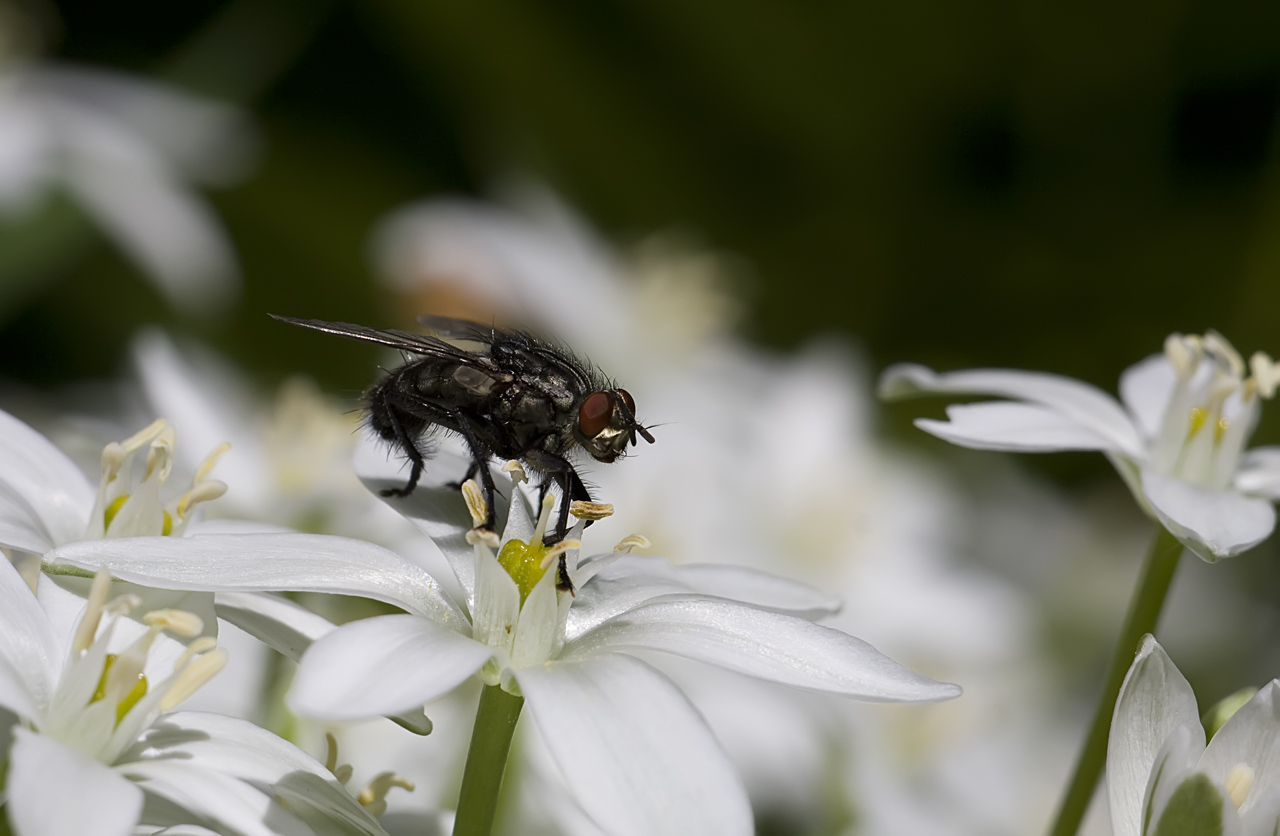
[449,414,498,535]
[377,393,425,498]
[524,450,591,545]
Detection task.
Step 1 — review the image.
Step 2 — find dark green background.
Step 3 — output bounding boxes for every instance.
[4,0,1280,458]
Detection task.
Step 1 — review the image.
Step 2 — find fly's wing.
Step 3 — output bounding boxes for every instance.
[270,315,497,372]
[416,314,500,347]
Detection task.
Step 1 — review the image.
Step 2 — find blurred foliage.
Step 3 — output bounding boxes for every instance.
[3,0,1280,468]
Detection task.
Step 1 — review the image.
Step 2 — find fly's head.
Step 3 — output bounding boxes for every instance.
[574,388,656,463]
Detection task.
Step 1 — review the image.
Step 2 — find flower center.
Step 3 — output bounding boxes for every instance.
[1150,333,1278,489]
[86,420,229,540]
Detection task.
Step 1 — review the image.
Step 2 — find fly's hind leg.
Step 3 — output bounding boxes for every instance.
[377,395,425,498]
[524,450,591,545]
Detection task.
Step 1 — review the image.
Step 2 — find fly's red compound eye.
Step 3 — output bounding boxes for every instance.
[617,388,636,416]
[578,391,614,437]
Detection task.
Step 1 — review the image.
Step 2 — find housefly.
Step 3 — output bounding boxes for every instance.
[270,314,655,551]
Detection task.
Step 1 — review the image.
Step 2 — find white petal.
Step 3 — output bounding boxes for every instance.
[879,363,1144,457]
[470,542,520,652]
[7,728,143,836]
[511,565,558,668]
[45,532,468,632]
[563,599,960,702]
[515,655,753,836]
[289,614,491,720]
[566,555,840,641]
[213,591,335,661]
[1199,680,1280,815]
[915,402,1120,452]
[0,556,59,710]
[1107,634,1204,836]
[121,711,388,836]
[1119,354,1177,442]
[1243,785,1280,836]
[1235,447,1280,499]
[355,434,506,607]
[0,656,40,720]
[122,759,311,836]
[1146,764,1241,836]
[1141,470,1276,561]
[0,407,94,552]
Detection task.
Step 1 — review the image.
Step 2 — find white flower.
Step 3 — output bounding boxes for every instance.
[0,407,229,555]
[0,562,386,836]
[1107,634,1280,836]
[44,454,960,836]
[881,332,1280,561]
[0,38,253,312]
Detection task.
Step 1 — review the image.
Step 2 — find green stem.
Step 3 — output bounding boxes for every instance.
[1048,525,1184,836]
[453,685,524,836]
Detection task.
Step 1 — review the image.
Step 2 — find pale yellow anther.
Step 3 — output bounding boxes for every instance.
[144,426,178,483]
[143,609,204,638]
[1204,331,1245,378]
[102,594,141,619]
[72,568,115,654]
[614,534,652,553]
[176,479,228,520]
[465,527,501,547]
[160,647,227,711]
[1225,763,1254,809]
[539,540,581,569]
[502,460,528,484]
[358,772,415,817]
[1250,352,1280,400]
[1164,333,1200,377]
[173,636,218,672]
[194,442,231,484]
[570,501,614,521]
[461,479,489,529]
[100,420,168,484]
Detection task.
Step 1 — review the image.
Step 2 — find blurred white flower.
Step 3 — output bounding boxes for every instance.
[881,332,1280,562]
[0,564,385,836]
[0,407,228,555]
[1107,635,1280,836]
[0,36,252,312]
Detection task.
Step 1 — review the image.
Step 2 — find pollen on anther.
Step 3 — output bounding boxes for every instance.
[461,479,489,529]
[570,501,614,521]
[614,534,651,553]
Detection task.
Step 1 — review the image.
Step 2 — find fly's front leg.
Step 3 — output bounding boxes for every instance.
[524,450,591,545]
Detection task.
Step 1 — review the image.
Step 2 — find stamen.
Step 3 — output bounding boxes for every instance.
[194,442,231,484]
[1251,352,1280,399]
[465,528,501,547]
[461,480,488,529]
[324,732,355,784]
[1204,331,1245,378]
[144,609,204,638]
[1164,333,1201,377]
[101,419,167,484]
[160,648,228,711]
[614,534,651,553]
[103,593,142,617]
[502,460,528,484]
[358,772,415,818]
[72,568,114,654]
[539,540,581,569]
[144,426,177,483]
[175,479,228,521]
[570,501,614,521]
[1225,763,1254,809]
[174,637,218,671]
[531,493,556,545]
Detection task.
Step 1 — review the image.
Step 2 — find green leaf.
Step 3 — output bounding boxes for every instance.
[1151,774,1225,836]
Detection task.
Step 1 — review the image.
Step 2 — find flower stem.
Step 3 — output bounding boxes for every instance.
[454,684,524,836]
[1048,524,1183,836]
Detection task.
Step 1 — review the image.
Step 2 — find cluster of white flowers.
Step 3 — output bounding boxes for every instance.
[3,31,1279,827]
